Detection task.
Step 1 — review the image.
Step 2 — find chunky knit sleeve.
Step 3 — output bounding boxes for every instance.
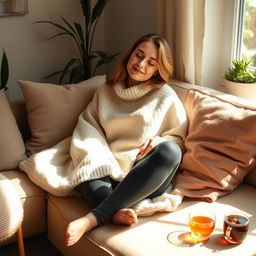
[70,89,126,182]
[157,86,188,152]
[19,86,126,197]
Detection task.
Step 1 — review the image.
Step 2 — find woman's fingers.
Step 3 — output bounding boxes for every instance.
[137,138,153,159]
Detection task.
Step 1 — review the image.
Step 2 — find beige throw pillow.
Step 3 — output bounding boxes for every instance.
[0,89,26,171]
[173,89,256,202]
[19,75,105,155]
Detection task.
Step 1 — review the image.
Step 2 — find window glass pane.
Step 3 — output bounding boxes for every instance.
[242,0,256,68]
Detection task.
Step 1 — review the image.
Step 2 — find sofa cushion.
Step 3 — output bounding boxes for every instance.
[0,89,26,171]
[10,99,30,141]
[244,167,256,187]
[174,89,256,202]
[18,75,105,155]
[47,184,256,256]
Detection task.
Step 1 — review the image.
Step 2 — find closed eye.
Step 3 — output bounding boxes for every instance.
[148,61,156,66]
[136,53,143,59]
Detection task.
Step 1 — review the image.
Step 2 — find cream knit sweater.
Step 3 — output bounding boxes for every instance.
[20,82,188,215]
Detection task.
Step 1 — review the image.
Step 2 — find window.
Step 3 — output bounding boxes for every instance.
[235,0,256,68]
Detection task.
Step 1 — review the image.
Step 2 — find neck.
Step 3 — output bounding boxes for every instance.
[125,77,139,88]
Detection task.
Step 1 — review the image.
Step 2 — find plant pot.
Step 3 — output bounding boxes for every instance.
[224,79,256,102]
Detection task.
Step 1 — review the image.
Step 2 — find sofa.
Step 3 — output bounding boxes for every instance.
[1,75,256,256]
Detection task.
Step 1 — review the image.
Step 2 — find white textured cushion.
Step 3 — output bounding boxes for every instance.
[0,173,23,242]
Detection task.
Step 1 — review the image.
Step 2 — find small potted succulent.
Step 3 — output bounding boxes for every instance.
[224,58,256,102]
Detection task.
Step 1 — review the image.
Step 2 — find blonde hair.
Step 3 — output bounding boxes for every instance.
[106,33,174,87]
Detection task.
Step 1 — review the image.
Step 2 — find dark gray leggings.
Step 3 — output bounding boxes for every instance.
[77,140,182,225]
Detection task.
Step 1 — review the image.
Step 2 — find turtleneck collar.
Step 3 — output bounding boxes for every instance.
[114,82,154,100]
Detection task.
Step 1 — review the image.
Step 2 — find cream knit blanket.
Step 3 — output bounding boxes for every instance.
[20,82,187,216]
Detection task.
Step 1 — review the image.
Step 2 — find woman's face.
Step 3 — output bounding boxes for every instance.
[126,41,159,87]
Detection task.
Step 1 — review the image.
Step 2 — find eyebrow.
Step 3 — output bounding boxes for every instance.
[137,49,158,62]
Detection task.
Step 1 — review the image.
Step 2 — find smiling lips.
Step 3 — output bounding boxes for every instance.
[132,66,144,74]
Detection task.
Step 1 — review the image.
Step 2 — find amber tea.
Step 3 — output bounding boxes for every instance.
[223,212,249,244]
[189,211,216,241]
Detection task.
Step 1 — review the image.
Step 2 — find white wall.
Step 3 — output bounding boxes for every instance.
[104,0,235,91]
[0,0,84,99]
[103,0,156,74]
[104,0,156,57]
[2,0,235,99]
[201,0,235,90]
[0,0,156,100]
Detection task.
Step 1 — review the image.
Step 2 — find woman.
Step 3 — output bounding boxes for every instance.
[65,33,187,246]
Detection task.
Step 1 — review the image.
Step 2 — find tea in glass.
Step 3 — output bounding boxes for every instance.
[189,210,216,241]
[223,212,249,244]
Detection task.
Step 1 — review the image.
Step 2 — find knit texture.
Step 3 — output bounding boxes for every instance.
[132,194,184,216]
[0,173,24,242]
[19,82,187,215]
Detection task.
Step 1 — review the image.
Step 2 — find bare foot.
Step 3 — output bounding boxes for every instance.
[65,212,98,247]
[112,208,138,225]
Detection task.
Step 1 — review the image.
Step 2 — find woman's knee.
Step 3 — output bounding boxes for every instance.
[154,140,182,167]
[77,178,113,208]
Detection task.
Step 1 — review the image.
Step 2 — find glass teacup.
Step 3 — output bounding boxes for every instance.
[188,210,216,242]
[223,211,249,244]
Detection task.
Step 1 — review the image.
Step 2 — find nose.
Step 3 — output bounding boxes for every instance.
[138,58,146,68]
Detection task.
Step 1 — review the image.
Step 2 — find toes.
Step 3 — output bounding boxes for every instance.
[112,208,138,225]
[123,209,138,224]
[65,237,73,247]
[66,235,77,247]
[127,209,137,220]
[66,230,72,238]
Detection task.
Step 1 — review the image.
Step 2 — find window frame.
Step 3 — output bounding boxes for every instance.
[234,0,245,59]
[233,0,256,69]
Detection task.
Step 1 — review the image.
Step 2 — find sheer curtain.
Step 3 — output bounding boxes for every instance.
[157,0,205,85]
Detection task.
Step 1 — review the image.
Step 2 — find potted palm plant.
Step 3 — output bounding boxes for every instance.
[0,48,13,133]
[35,0,118,84]
[0,48,9,91]
[224,58,256,102]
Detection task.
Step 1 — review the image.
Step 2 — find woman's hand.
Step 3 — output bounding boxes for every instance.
[136,137,160,160]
